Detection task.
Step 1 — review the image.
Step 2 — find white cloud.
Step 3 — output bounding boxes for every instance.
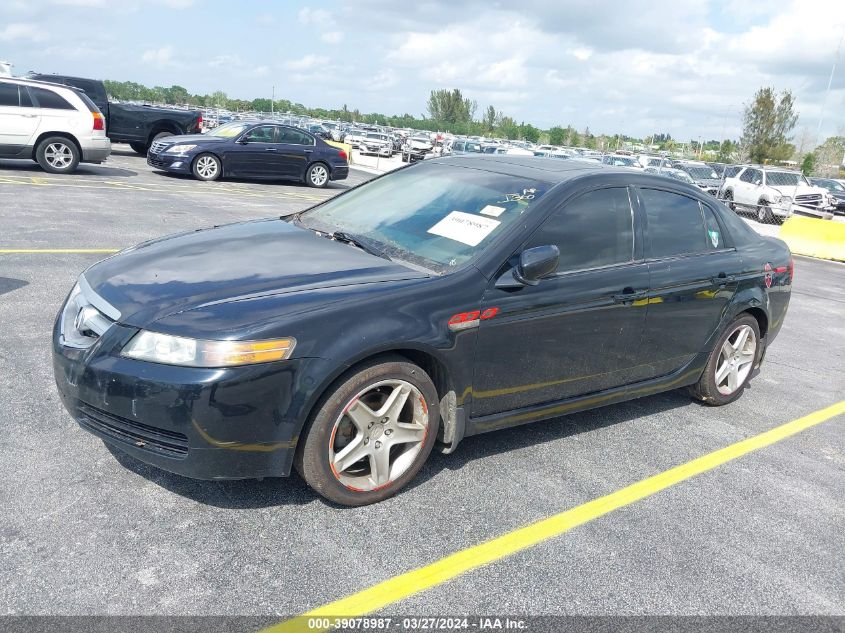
[322,31,344,44]
[0,22,47,42]
[141,45,175,66]
[52,0,107,6]
[284,54,329,71]
[298,8,333,26]
[154,0,194,8]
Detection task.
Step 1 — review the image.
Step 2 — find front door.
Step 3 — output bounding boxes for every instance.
[228,125,280,177]
[636,188,742,376]
[472,186,649,417]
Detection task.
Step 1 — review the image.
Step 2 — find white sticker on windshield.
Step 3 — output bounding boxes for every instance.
[479,205,506,217]
[427,211,501,246]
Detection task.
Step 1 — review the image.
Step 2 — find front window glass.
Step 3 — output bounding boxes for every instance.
[208,121,252,137]
[244,126,275,143]
[299,163,548,272]
[683,166,718,179]
[528,187,634,272]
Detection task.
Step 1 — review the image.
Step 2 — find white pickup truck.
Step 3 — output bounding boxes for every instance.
[721,166,835,223]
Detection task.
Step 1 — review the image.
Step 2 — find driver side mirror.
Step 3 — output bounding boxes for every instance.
[497,245,560,288]
[236,137,249,144]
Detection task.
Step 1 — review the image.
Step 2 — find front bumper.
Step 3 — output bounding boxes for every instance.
[361,145,392,156]
[81,137,112,163]
[52,320,317,480]
[147,150,192,174]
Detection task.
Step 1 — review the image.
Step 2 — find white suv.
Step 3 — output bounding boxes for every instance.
[0,77,110,173]
[721,166,834,223]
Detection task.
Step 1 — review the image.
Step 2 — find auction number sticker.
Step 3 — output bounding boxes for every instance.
[427,211,501,246]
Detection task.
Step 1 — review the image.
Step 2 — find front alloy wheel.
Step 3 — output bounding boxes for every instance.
[296,357,440,506]
[329,379,428,491]
[192,153,221,181]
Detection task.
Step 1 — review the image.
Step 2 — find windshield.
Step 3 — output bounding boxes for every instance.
[298,163,548,273]
[366,133,388,140]
[683,166,718,180]
[817,179,844,192]
[207,121,252,137]
[766,172,806,187]
[668,170,695,184]
[463,142,482,153]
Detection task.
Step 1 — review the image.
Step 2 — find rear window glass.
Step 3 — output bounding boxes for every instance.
[0,83,19,106]
[76,90,102,114]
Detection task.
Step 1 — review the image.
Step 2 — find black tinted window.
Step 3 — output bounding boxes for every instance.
[0,83,19,106]
[739,169,754,183]
[20,87,33,107]
[285,129,315,145]
[701,203,725,250]
[529,187,634,272]
[641,188,709,258]
[30,87,75,110]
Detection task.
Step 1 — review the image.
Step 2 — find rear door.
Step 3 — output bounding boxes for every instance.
[473,186,649,417]
[637,187,742,377]
[275,127,315,179]
[0,83,41,155]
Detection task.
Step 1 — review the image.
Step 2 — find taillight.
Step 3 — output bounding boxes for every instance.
[196,114,203,131]
[338,149,348,162]
[92,112,105,131]
[788,257,794,282]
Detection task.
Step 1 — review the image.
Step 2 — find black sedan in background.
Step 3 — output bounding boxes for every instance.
[147,121,349,187]
[810,177,845,214]
[53,157,792,506]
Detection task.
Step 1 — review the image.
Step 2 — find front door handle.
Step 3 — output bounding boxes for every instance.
[612,287,647,304]
[303,149,313,154]
[22,114,38,118]
[265,148,278,152]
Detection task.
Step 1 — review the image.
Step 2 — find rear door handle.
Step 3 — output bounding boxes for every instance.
[265,148,278,152]
[22,114,38,118]
[303,149,313,154]
[612,288,647,304]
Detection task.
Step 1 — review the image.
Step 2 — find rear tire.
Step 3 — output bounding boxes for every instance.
[757,200,773,223]
[35,137,80,174]
[688,314,760,406]
[723,189,735,210]
[129,142,147,155]
[295,357,440,506]
[306,162,330,188]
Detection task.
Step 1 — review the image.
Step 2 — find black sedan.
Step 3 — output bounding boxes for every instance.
[53,157,792,505]
[146,121,349,187]
[810,177,845,214]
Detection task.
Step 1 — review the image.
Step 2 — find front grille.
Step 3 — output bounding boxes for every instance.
[77,402,189,458]
[147,156,168,168]
[149,140,168,154]
[795,194,823,207]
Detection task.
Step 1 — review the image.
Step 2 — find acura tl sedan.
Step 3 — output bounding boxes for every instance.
[146,120,349,187]
[53,157,792,506]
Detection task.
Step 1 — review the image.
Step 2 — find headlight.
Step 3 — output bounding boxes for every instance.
[122,331,296,367]
[163,144,197,154]
[772,195,783,204]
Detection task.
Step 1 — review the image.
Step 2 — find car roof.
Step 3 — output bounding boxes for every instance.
[430,155,628,184]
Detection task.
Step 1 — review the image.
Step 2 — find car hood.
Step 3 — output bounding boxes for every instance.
[158,134,225,146]
[83,219,428,328]
[694,178,722,188]
[770,184,826,197]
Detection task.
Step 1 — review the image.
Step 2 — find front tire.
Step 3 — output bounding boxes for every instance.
[130,142,147,155]
[688,315,760,406]
[757,200,773,223]
[306,162,330,188]
[35,137,80,174]
[192,153,221,181]
[296,357,440,506]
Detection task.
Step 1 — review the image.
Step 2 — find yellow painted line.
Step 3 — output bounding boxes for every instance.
[265,400,845,633]
[0,249,120,254]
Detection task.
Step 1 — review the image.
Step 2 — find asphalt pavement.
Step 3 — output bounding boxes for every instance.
[0,147,842,622]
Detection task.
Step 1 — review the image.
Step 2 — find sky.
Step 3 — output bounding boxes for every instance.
[2,0,844,143]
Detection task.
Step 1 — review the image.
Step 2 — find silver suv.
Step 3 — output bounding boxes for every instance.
[0,77,111,173]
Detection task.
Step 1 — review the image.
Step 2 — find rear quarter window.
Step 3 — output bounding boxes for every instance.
[29,86,75,110]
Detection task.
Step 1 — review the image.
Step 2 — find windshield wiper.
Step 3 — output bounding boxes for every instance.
[328,231,392,261]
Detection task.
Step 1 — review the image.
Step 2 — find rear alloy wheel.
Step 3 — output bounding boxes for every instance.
[192,153,221,181]
[35,137,80,174]
[306,163,329,188]
[296,358,440,506]
[689,315,760,406]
